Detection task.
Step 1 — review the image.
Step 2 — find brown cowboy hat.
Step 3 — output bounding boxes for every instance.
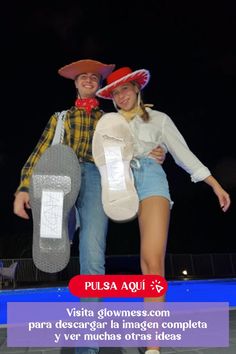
[58,59,115,80]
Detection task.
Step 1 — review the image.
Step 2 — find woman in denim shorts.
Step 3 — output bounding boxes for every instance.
[96,67,231,354]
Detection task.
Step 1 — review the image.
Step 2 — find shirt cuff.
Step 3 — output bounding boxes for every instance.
[191,167,211,183]
[15,186,29,194]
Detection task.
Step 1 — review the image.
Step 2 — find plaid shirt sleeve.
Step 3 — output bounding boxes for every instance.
[16,114,58,193]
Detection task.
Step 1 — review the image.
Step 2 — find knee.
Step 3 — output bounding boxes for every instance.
[79,255,105,275]
[141,256,165,276]
[80,250,105,272]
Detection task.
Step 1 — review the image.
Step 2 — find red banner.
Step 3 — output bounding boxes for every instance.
[69,274,168,298]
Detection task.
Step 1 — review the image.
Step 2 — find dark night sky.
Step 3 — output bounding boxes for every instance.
[0,0,235,258]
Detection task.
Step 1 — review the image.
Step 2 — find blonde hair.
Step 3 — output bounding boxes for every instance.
[132,82,150,122]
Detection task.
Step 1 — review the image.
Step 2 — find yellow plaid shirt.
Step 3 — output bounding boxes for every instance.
[17,106,103,193]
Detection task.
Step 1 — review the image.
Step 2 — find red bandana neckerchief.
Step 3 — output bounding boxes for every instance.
[75,98,99,113]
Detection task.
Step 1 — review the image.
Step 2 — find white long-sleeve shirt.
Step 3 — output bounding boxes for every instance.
[128,108,211,183]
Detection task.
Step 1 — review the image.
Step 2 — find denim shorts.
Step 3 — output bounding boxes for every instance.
[131,157,172,205]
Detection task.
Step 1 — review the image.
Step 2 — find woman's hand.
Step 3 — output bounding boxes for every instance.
[149,146,166,164]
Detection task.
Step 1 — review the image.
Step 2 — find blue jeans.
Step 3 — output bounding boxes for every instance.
[75,162,108,354]
[75,348,99,354]
[76,162,108,275]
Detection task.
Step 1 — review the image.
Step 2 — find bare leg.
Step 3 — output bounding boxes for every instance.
[138,196,170,353]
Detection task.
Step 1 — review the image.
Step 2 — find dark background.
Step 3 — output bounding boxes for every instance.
[0,0,235,259]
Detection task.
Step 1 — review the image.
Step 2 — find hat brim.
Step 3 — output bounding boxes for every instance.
[58,59,115,80]
[96,69,150,99]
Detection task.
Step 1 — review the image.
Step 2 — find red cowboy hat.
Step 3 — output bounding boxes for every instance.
[96,67,150,99]
[58,59,115,80]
